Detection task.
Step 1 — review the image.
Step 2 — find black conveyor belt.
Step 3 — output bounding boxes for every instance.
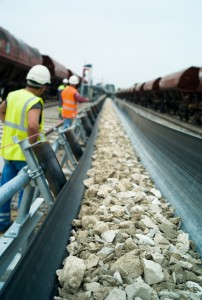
[114,100,202,257]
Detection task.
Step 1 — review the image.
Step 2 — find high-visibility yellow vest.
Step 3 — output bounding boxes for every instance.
[58,84,68,111]
[0,89,44,161]
[61,86,78,118]
[57,84,67,92]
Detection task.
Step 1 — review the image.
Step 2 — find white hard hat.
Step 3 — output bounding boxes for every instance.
[26,65,51,87]
[63,78,68,84]
[69,75,79,85]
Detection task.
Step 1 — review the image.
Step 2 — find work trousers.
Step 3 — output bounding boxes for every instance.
[63,118,73,129]
[0,159,27,230]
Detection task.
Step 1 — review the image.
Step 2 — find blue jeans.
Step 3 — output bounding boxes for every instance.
[63,118,73,129]
[0,160,27,230]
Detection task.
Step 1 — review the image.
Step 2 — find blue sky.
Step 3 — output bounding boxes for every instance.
[0,0,201,89]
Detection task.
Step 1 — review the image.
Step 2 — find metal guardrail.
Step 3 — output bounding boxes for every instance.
[0,98,105,287]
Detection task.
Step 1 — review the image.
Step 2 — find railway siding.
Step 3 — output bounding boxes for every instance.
[55,99,202,300]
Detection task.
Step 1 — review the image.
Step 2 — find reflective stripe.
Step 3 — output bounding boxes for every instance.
[63,99,75,105]
[4,120,26,132]
[63,106,77,111]
[0,213,11,217]
[4,96,37,132]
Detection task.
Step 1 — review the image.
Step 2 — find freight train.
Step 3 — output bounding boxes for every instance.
[0,26,82,101]
[116,66,202,125]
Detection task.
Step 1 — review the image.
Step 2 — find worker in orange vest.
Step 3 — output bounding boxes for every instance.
[61,75,89,128]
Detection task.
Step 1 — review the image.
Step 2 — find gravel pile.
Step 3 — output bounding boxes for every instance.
[55,99,202,300]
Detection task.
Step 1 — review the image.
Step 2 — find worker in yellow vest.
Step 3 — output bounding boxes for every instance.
[0,64,51,232]
[57,78,68,119]
[61,75,89,128]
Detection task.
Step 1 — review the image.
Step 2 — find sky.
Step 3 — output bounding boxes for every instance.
[0,0,202,89]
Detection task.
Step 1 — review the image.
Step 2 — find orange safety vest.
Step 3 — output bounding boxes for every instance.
[61,86,78,118]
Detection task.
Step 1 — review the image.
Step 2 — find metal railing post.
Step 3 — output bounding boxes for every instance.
[13,136,54,206]
[74,117,88,144]
[56,127,77,169]
[15,184,36,224]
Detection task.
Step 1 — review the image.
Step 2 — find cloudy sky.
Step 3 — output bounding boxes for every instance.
[0,0,201,89]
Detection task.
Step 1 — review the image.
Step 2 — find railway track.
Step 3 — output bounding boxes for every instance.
[0,98,202,299]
